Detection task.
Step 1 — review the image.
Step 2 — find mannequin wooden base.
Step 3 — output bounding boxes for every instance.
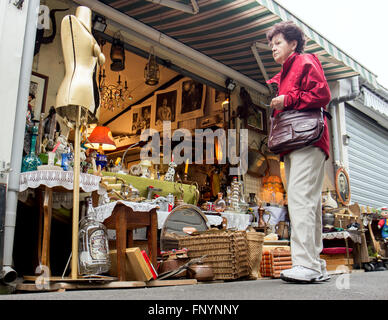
[16,277,197,292]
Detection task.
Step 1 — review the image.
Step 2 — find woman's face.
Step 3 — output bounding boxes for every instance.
[270,33,297,65]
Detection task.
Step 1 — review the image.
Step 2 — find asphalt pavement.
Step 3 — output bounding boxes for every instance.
[1,269,388,300]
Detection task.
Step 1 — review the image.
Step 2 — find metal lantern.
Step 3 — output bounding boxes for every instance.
[110,31,125,72]
[144,47,160,86]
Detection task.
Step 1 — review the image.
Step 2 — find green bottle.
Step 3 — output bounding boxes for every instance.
[21,125,42,172]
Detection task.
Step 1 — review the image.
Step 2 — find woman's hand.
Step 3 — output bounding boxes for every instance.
[270,95,286,110]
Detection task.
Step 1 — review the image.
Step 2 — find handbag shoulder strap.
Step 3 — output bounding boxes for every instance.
[323,109,332,120]
[270,107,332,120]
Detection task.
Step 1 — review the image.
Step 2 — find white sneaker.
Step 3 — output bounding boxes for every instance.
[280,265,322,283]
[315,268,331,282]
[315,260,331,282]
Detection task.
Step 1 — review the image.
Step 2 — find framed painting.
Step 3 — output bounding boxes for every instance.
[177,78,205,121]
[245,104,267,135]
[29,71,49,121]
[210,87,227,111]
[129,103,152,135]
[151,87,178,131]
[335,167,351,206]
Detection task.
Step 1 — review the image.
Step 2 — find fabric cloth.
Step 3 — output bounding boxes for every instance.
[284,145,326,273]
[99,171,198,205]
[19,170,101,193]
[321,247,353,255]
[322,230,361,244]
[93,200,159,223]
[267,52,331,160]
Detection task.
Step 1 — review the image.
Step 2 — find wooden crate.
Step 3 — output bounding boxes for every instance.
[320,253,353,271]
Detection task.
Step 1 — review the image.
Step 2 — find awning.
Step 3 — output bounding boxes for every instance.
[98,0,378,89]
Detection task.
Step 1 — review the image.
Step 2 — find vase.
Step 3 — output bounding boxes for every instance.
[322,212,335,227]
[21,125,41,172]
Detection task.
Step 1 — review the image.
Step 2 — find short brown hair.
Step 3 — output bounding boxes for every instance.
[266,21,306,54]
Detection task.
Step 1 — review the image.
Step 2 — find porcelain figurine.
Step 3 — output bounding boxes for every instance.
[164,161,177,182]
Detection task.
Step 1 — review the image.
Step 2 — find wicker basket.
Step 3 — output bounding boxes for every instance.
[246,231,265,279]
[178,230,249,280]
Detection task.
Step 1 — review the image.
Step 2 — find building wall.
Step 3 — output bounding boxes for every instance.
[0,2,29,165]
[32,0,76,136]
[332,77,388,208]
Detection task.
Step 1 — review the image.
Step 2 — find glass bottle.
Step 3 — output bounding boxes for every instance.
[230,177,240,212]
[167,193,175,212]
[21,124,42,172]
[78,197,110,275]
[225,186,232,210]
[214,192,226,212]
[238,180,248,211]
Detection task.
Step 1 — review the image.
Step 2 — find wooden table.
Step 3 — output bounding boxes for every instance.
[322,230,362,271]
[103,203,158,281]
[19,170,101,274]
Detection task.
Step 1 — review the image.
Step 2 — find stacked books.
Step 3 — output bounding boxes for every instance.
[260,248,292,278]
[109,247,158,281]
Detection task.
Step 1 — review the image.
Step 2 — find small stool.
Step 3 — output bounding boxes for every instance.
[103,203,158,281]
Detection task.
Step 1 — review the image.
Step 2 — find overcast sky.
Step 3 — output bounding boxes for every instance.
[275,0,388,89]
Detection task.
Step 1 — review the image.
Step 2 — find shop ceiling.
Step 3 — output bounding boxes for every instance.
[83,0,379,128]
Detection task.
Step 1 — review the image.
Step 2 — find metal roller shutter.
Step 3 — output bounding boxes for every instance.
[345,104,388,208]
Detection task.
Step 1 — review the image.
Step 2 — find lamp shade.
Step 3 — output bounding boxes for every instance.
[85,126,116,151]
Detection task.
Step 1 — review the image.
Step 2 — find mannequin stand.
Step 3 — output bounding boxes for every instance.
[71,106,81,279]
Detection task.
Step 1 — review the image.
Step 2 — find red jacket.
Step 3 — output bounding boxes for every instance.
[267,52,331,160]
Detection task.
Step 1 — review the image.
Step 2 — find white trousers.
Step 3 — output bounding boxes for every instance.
[284,146,326,273]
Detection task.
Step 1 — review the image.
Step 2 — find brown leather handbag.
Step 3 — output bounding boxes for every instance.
[268,107,331,154]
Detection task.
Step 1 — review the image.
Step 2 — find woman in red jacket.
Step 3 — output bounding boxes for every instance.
[266,21,331,283]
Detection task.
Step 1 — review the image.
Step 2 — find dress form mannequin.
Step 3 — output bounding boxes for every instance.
[55,6,105,279]
[56,6,105,123]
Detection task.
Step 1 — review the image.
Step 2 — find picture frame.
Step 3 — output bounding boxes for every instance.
[177,77,205,121]
[29,71,48,121]
[246,147,269,178]
[151,87,179,131]
[245,103,267,135]
[210,87,227,112]
[335,167,351,206]
[129,102,152,135]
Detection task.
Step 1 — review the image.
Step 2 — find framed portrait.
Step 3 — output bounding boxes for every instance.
[210,87,227,111]
[129,103,152,135]
[245,104,267,135]
[335,167,351,206]
[29,72,48,121]
[151,88,178,131]
[177,78,205,120]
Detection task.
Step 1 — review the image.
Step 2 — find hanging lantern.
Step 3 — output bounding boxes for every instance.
[144,47,160,86]
[110,31,125,72]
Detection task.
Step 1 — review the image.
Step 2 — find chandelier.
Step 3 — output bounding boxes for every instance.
[98,69,133,111]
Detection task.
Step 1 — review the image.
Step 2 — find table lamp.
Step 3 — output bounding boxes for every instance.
[85,126,116,170]
[84,125,116,154]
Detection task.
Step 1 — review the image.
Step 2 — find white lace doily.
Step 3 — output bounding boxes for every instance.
[221,212,252,231]
[94,200,159,223]
[19,170,101,193]
[322,231,361,244]
[105,210,224,240]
